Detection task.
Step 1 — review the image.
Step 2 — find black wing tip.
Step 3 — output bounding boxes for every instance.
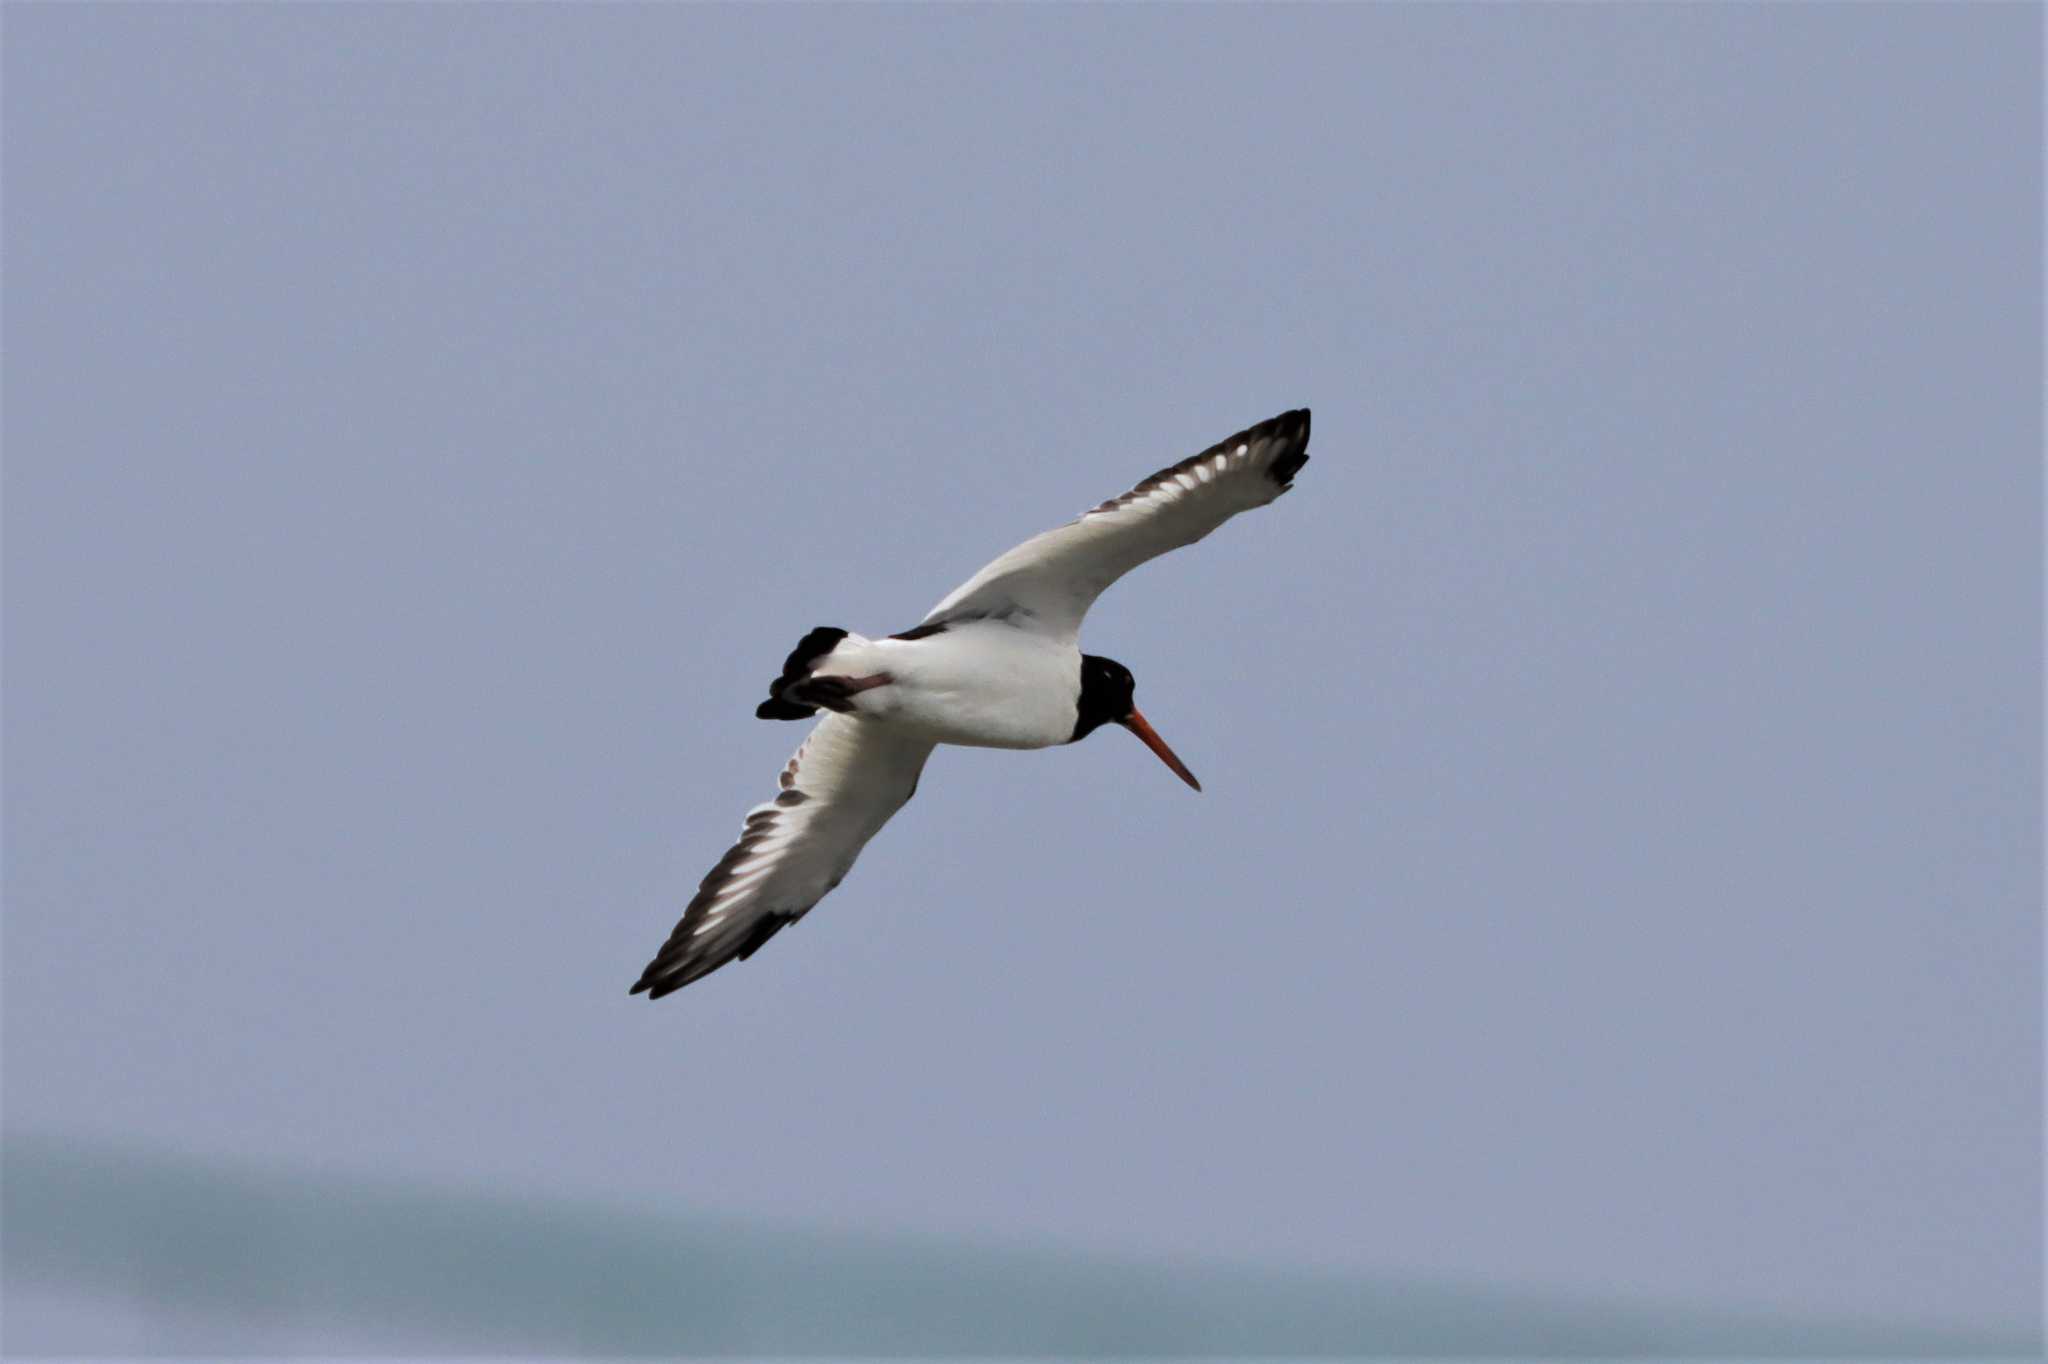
[1090,407,1315,517]
[631,927,709,999]
[631,915,794,1000]
[1244,407,1310,436]
[1259,408,1311,488]
[630,958,698,999]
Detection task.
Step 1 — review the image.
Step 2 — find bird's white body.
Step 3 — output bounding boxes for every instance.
[816,624,1082,749]
[632,408,1312,998]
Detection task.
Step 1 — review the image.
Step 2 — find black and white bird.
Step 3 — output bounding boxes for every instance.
[632,409,1311,999]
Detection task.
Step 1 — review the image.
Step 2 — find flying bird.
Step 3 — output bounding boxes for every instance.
[632,408,1311,998]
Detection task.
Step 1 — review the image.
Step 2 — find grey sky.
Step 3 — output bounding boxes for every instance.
[4,2,2039,1353]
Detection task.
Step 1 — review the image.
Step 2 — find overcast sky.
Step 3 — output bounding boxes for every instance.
[5,2,2039,1352]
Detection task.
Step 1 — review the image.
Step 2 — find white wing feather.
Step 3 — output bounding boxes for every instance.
[632,715,934,998]
[921,409,1311,642]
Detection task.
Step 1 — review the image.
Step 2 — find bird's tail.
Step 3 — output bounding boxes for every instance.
[755,626,870,719]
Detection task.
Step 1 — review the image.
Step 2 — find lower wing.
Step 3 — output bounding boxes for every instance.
[632,716,935,999]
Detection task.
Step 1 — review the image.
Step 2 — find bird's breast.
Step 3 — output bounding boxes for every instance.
[870,626,1080,750]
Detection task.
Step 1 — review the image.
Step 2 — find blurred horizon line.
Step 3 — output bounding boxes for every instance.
[4,1130,2033,1358]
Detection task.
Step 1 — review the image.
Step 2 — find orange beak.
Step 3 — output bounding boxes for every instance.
[1120,707,1202,792]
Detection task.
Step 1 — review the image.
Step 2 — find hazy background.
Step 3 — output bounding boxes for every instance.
[4,3,2039,1356]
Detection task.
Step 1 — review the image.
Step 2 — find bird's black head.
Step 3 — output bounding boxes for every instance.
[1071,653,1202,790]
[1072,654,1137,742]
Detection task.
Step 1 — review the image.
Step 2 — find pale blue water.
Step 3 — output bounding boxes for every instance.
[4,1137,2030,1358]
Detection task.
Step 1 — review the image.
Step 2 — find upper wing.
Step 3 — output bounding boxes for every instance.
[920,409,1311,642]
[631,715,934,999]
